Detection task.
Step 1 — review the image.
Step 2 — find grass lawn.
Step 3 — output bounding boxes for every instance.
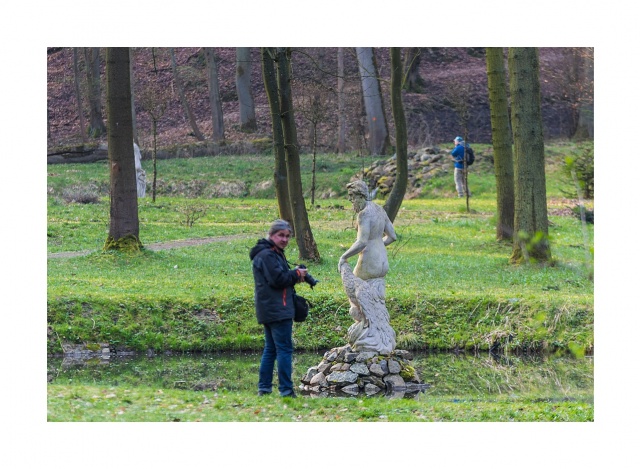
[46,142,595,425]
[47,383,593,422]
[47,144,594,355]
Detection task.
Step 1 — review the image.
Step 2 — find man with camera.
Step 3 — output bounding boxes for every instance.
[249,219,308,398]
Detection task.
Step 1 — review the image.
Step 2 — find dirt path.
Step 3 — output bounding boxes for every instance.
[48,233,257,259]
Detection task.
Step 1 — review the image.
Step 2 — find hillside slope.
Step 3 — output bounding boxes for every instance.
[47,47,576,154]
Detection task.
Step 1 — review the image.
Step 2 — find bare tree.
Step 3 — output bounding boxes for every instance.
[402,47,424,92]
[355,47,391,155]
[104,47,141,251]
[544,48,594,141]
[130,47,139,145]
[72,48,87,143]
[446,81,473,210]
[236,47,257,132]
[170,48,205,141]
[272,47,320,261]
[84,47,106,138]
[261,47,293,225]
[573,47,594,140]
[383,47,408,223]
[204,48,225,143]
[298,82,330,206]
[140,48,168,203]
[336,47,347,154]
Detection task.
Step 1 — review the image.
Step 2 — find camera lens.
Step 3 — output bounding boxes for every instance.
[297,264,318,288]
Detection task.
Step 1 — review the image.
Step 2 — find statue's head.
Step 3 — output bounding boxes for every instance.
[347,180,369,201]
[347,180,369,213]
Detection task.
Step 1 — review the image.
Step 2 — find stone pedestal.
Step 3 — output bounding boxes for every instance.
[300,344,429,398]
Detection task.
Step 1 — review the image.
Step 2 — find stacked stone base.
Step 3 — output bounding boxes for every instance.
[300,345,429,398]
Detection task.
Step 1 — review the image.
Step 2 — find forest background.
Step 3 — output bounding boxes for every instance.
[4,2,638,469]
[46,47,588,156]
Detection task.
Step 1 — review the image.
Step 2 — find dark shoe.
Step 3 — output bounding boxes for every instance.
[258,391,271,396]
[281,392,297,398]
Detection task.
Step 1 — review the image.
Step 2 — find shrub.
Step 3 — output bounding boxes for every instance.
[177,202,208,227]
[61,184,100,204]
[562,143,594,199]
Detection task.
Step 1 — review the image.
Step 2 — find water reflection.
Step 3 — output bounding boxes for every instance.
[47,351,593,402]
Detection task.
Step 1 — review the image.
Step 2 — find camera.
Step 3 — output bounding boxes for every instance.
[297,264,319,288]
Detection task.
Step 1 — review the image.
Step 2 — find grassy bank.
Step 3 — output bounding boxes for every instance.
[47,384,593,422]
[47,143,594,356]
[47,351,593,422]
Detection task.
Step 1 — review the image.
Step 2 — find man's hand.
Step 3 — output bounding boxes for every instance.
[296,267,308,283]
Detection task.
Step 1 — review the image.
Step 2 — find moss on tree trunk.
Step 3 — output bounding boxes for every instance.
[103,234,143,252]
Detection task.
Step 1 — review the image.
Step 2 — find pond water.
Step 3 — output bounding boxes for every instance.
[47,351,593,402]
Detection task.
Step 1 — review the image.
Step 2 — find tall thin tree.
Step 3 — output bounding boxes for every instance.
[84,47,107,138]
[129,47,139,145]
[402,47,423,92]
[337,47,347,154]
[383,47,408,223]
[170,48,205,141]
[508,47,550,264]
[446,81,472,210]
[72,48,88,144]
[104,47,141,251]
[573,47,594,140]
[274,47,320,261]
[261,47,293,225]
[204,48,225,143]
[355,47,391,155]
[139,48,168,203]
[486,47,515,240]
[236,47,257,132]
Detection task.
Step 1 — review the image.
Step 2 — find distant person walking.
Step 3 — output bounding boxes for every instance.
[249,219,307,398]
[450,136,471,197]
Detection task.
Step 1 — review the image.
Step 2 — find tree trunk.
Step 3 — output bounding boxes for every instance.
[105,47,141,250]
[402,47,423,92]
[236,47,257,132]
[170,48,205,141]
[129,47,138,145]
[84,47,106,138]
[73,48,88,143]
[573,47,594,140]
[383,48,408,223]
[311,122,317,206]
[486,47,515,241]
[462,133,470,212]
[508,47,550,264]
[204,48,225,143]
[356,47,391,155]
[337,47,347,154]
[261,47,293,226]
[151,117,158,203]
[275,47,320,261]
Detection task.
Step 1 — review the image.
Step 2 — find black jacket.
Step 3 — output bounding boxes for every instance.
[249,238,300,324]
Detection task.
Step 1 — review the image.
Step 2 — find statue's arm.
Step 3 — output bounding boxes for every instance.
[383,217,397,246]
[340,216,371,261]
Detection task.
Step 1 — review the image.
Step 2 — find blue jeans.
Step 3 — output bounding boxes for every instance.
[258,319,294,396]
